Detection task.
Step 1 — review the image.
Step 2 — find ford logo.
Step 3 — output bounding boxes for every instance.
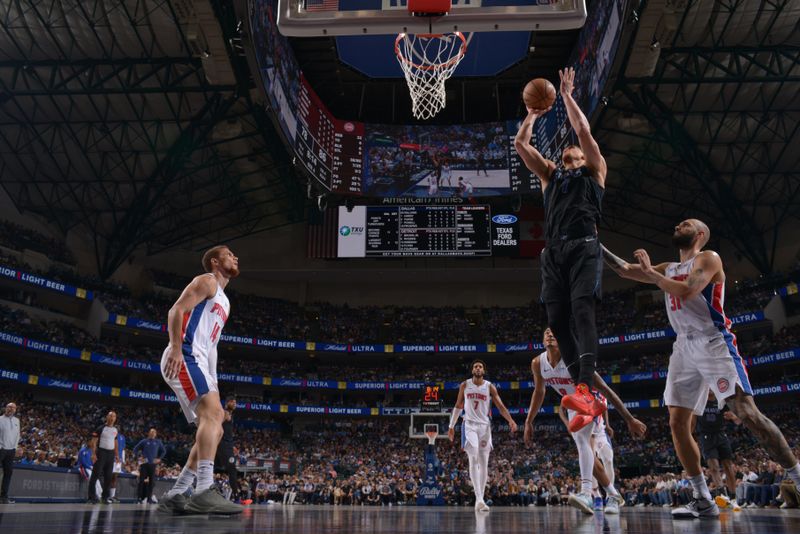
[492,214,517,224]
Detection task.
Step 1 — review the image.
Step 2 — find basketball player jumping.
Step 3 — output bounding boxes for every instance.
[514,67,608,430]
[603,219,800,518]
[158,246,243,515]
[524,328,647,514]
[447,360,518,512]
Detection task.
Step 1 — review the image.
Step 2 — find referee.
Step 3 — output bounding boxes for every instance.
[696,391,741,511]
[215,398,239,500]
[0,402,20,504]
[133,428,166,504]
[88,411,119,504]
[514,66,608,428]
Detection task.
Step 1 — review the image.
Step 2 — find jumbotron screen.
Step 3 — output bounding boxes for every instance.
[249,0,625,197]
[337,205,519,258]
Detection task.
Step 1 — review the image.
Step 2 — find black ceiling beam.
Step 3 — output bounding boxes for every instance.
[95,93,239,278]
[618,84,772,273]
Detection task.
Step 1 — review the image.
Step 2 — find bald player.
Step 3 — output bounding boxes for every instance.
[602,219,800,519]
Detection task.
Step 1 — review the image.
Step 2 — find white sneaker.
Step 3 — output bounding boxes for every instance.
[604,495,623,515]
[139,499,146,504]
[731,500,742,512]
[478,501,490,512]
[672,498,719,519]
[568,493,595,515]
[149,496,158,504]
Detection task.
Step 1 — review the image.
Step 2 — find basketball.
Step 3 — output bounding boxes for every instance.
[522,78,557,111]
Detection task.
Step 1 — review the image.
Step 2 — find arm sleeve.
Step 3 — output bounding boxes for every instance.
[448,407,461,429]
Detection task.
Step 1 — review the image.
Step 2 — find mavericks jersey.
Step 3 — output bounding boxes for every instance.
[463,379,492,425]
[180,273,230,362]
[538,352,576,398]
[664,256,731,337]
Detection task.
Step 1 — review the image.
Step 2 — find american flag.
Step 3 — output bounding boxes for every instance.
[305,0,339,12]
[307,208,339,258]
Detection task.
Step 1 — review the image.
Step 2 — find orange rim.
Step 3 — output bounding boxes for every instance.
[395,32,467,72]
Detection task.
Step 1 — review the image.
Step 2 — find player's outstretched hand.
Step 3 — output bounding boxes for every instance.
[509,421,518,434]
[523,421,533,447]
[626,417,647,439]
[633,249,656,276]
[559,67,575,97]
[448,428,455,442]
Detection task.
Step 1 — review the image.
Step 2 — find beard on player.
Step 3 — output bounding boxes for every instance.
[471,360,486,379]
[671,228,696,249]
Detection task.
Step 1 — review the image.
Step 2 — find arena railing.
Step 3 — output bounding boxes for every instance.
[1,363,798,417]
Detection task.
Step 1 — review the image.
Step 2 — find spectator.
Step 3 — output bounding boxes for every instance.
[0,402,20,504]
[132,428,166,504]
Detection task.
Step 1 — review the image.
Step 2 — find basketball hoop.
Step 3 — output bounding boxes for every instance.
[395,32,467,120]
[424,423,439,445]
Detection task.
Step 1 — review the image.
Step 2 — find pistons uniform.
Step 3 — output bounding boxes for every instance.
[663,256,752,415]
[540,353,601,436]
[161,273,230,423]
[461,379,493,453]
[591,410,615,485]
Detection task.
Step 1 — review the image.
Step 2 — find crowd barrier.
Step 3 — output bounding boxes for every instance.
[2,363,798,417]
[2,327,796,391]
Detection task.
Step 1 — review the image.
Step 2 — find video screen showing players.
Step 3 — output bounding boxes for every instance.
[363,122,511,198]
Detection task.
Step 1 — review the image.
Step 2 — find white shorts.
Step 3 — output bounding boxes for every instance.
[461,421,492,454]
[664,332,753,416]
[161,346,218,424]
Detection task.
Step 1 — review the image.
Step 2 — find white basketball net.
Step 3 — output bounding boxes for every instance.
[395,32,467,120]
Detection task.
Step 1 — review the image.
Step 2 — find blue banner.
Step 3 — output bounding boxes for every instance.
[0,264,93,300]
[2,363,796,416]
[106,311,766,354]
[1,318,793,394]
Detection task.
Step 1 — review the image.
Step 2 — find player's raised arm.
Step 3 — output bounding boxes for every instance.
[601,244,668,283]
[591,373,647,439]
[524,356,547,446]
[489,384,518,434]
[447,382,466,442]
[514,109,557,189]
[164,275,217,379]
[634,248,722,300]
[559,67,607,186]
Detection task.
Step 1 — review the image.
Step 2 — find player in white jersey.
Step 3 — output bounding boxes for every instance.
[524,328,646,515]
[159,245,242,516]
[603,218,800,519]
[441,160,452,188]
[447,360,518,512]
[427,173,439,196]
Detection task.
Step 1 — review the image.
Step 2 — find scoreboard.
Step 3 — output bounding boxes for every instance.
[365,205,491,257]
[337,205,496,258]
[294,73,364,194]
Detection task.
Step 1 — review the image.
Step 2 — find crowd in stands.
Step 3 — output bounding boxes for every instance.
[0,217,794,345]
[3,305,800,390]
[0,220,76,266]
[5,393,800,509]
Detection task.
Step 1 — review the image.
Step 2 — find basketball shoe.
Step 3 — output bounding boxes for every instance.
[561,384,605,417]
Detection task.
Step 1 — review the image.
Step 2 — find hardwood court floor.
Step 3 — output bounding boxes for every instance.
[0,503,798,534]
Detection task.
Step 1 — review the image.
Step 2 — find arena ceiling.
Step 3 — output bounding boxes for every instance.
[0,0,798,278]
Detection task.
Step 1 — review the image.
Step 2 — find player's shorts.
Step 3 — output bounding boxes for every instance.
[664,332,753,415]
[540,235,602,303]
[461,421,492,454]
[161,346,218,424]
[699,433,733,462]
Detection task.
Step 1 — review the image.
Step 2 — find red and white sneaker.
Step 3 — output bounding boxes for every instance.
[567,413,595,433]
[561,383,605,416]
